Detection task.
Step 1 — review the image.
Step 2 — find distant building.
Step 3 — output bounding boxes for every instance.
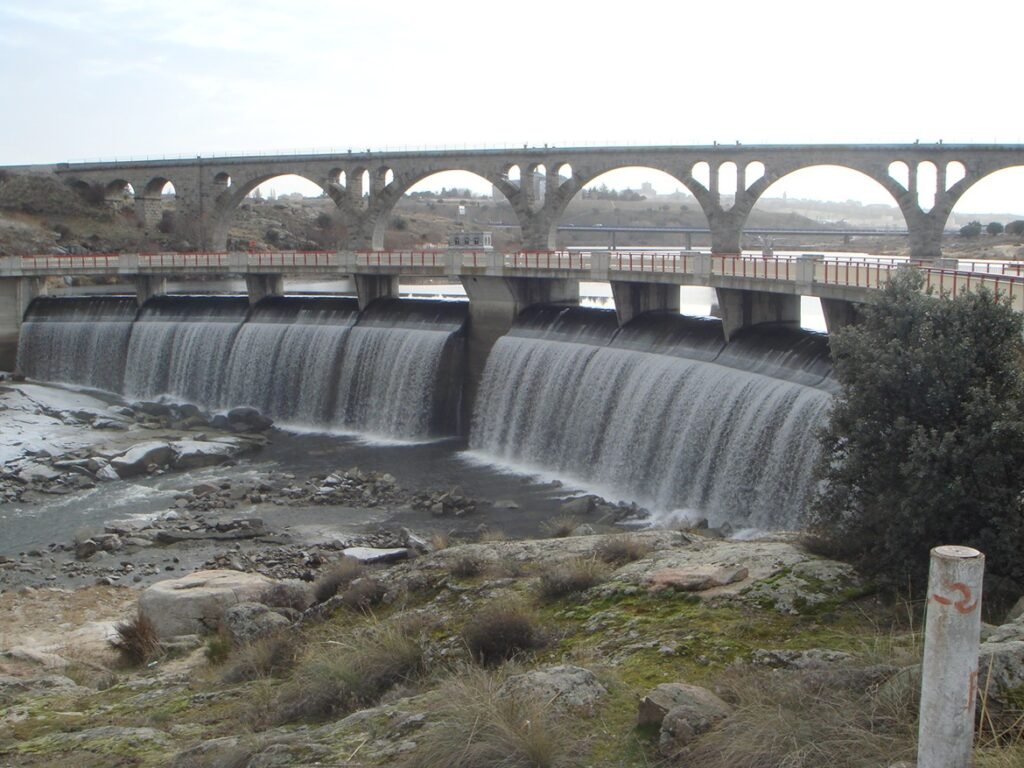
[448,231,493,250]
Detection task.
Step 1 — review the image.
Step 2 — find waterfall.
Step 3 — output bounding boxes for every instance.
[470,307,834,529]
[220,297,359,424]
[16,297,138,392]
[17,294,467,441]
[330,299,466,438]
[123,296,250,404]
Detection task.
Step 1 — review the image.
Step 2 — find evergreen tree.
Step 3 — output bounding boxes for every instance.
[811,269,1024,595]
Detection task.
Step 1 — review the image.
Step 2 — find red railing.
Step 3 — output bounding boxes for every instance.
[20,253,121,270]
[609,250,693,273]
[247,250,332,267]
[138,251,230,268]
[819,259,900,289]
[355,250,450,268]
[713,253,793,281]
[506,251,589,270]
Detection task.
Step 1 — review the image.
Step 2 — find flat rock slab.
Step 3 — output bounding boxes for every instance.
[645,565,749,592]
[139,569,281,639]
[342,546,409,564]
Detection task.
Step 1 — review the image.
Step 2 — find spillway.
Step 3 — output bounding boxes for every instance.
[17,295,467,441]
[469,306,834,529]
[16,296,138,392]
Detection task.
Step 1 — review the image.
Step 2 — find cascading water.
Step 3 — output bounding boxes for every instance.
[123,296,250,405]
[17,294,467,441]
[331,299,466,438]
[16,296,138,392]
[219,297,359,424]
[470,306,835,530]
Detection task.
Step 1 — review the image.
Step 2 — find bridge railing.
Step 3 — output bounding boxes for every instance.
[506,251,591,270]
[138,251,231,269]
[922,269,1024,312]
[818,259,895,288]
[713,254,793,281]
[248,250,334,267]
[18,253,122,271]
[609,251,693,273]
[355,250,452,268]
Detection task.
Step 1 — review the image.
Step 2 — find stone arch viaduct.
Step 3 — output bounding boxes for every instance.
[25,143,1024,259]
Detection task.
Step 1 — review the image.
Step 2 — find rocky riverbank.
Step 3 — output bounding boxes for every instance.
[1,528,1023,768]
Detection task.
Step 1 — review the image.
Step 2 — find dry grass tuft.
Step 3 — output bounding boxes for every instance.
[340,577,386,611]
[449,553,486,578]
[108,612,163,666]
[222,631,299,683]
[536,557,608,601]
[270,619,424,724]
[594,536,651,566]
[541,515,581,538]
[461,603,545,667]
[683,665,918,768]
[313,557,364,604]
[401,665,579,768]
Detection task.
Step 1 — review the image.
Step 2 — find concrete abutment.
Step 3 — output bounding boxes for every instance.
[0,277,44,371]
[714,288,801,341]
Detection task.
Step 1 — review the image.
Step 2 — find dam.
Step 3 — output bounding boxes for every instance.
[14,289,835,530]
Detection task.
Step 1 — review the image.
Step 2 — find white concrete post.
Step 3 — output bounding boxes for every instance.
[917,545,985,768]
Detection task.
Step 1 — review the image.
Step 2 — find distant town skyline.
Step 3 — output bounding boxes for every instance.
[1,0,1022,214]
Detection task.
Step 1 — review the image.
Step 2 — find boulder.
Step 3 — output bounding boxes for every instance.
[138,569,283,639]
[637,683,732,756]
[222,602,291,646]
[977,637,1024,707]
[342,546,409,564]
[498,665,607,715]
[171,439,242,470]
[560,495,598,516]
[226,406,273,433]
[645,565,749,592]
[109,441,175,477]
[638,682,731,728]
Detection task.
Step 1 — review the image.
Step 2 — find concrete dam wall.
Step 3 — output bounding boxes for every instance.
[15,297,834,528]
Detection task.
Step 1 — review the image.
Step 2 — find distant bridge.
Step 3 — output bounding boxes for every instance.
[4,143,1023,261]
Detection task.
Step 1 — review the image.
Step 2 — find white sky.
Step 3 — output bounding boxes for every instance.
[1,0,1022,214]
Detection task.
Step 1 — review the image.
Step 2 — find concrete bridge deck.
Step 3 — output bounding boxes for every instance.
[3,249,1022,311]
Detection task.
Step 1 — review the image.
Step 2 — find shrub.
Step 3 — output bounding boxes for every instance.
[812,269,1024,596]
[204,631,232,665]
[536,557,608,601]
[594,536,650,565]
[341,577,386,611]
[262,581,311,612]
[449,553,486,578]
[462,603,545,667]
[272,620,424,723]
[313,557,364,603]
[222,631,299,683]
[401,665,578,768]
[109,612,163,666]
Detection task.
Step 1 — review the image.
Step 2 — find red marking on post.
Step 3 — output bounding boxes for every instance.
[932,581,978,614]
[967,669,979,711]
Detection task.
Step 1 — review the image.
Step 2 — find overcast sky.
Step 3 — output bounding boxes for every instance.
[1,0,1022,213]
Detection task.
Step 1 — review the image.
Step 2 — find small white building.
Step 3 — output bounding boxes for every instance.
[448,231,493,249]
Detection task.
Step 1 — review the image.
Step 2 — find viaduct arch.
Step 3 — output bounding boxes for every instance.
[15,143,1023,259]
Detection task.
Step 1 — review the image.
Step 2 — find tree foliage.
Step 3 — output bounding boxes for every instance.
[986,221,1005,236]
[959,220,983,238]
[811,269,1024,594]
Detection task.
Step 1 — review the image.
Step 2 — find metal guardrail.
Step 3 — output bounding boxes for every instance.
[5,249,1024,312]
